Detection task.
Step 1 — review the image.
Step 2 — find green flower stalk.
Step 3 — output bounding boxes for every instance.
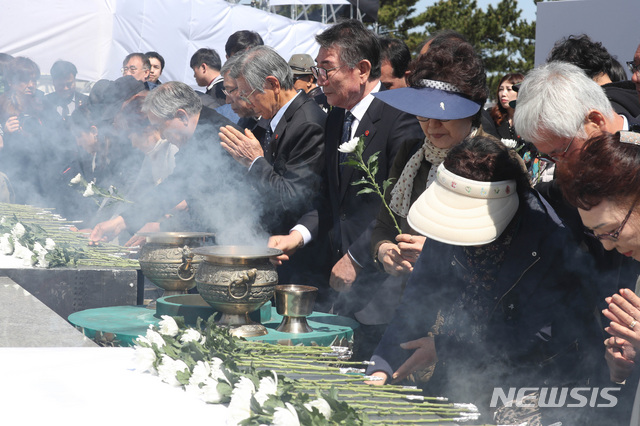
[338,135,401,234]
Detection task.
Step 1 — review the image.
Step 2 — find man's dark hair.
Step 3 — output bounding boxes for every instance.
[189,48,222,71]
[50,60,78,80]
[315,19,381,80]
[225,31,264,58]
[547,34,613,80]
[379,36,411,78]
[609,57,628,82]
[123,52,151,69]
[145,51,165,71]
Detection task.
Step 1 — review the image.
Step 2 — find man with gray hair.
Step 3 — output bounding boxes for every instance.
[515,62,640,419]
[90,81,239,244]
[514,61,627,161]
[219,46,326,244]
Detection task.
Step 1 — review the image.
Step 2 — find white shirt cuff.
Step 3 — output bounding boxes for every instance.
[248,156,263,171]
[347,250,363,268]
[291,225,312,246]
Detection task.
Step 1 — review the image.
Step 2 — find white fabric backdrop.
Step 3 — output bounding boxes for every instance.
[0,0,327,86]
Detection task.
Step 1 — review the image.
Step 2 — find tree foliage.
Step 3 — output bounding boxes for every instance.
[376,0,551,101]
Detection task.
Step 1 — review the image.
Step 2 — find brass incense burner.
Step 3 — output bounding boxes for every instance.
[137,232,215,296]
[192,245,282,337]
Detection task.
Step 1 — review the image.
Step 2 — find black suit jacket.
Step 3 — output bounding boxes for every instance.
[45,91,89,117]
[121,106,240,232]
[249,92,327,235]
[323,95,423,267]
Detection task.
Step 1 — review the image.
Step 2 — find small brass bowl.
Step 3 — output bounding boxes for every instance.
[275,285,318,333]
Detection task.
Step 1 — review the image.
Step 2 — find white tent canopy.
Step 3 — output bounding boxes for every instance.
[0,0,328,86]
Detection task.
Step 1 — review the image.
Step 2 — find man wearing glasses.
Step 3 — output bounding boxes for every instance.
[218,46,326,247]
[312,20,422,311]
[515,61,640,417]
[121,53,151,83]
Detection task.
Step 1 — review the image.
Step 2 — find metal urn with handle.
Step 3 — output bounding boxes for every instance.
[137,232,215,296]
[192,245,282,337]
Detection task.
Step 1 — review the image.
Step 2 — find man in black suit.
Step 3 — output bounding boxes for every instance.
[90,81,240,244]
[46,60,88,120]
[312,20,423,297]
[219,46,326,238]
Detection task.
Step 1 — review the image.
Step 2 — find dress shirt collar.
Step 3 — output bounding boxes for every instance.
[346,81,381,139]
[207,74,223,92]
[269,91,301,132]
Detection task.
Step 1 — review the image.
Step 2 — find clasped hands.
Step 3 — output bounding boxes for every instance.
[377,233,426,276]
[219,125,264,168]
[603,288,640,383]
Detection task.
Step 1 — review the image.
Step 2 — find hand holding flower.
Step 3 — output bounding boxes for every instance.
[339,135,401,234]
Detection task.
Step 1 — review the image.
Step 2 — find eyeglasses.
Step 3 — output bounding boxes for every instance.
[416,117,450,123]
[222,86,238,97]
[121,66,146,74]
[310,65,343,81]
[626,61,640,75]
[238,88,257,103]
[585,198,638,241]
[585,200,638,241]
[549,133,577,162]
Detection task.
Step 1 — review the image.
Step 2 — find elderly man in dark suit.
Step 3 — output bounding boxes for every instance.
[313,20,423,297]
[89,81,240,245]
[219,46,326,239]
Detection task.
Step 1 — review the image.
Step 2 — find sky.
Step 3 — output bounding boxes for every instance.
[414,0,538,23]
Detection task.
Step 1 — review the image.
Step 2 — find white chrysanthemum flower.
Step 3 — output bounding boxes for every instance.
[227,377,255,424]
[304,398,332,419]
[254,371,278,406]
[337,136,360,154]
[0,234,13,255]
[179,328,202,343]
[13,241,33,261]
[158,315,179,337]
[157,354,189,387]
[133,346,156,373]
[272,402,300,426]
[70,173,82,184]
[44,238,55,250]
[198,377,224,403]
[11,222,25,238]
[209,357,228,383]
[144,327,166,348]
[189,360,211,386]
[82,182,95,197]
[501,138,518,149]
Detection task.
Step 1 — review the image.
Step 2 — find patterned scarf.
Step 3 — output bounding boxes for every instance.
[389,128,477,218]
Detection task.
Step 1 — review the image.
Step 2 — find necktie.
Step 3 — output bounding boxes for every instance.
[262,126,273,154]
[339,112,355,173]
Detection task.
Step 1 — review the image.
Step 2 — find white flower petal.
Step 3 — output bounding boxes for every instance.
[133,347,156,373]
[157,355,188,387]
[82,182,95,197]
[179,328,202,343]
[158,315,179,337]
[272,402,300,426]
[337,136,360,154]
[304,398,332,419]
